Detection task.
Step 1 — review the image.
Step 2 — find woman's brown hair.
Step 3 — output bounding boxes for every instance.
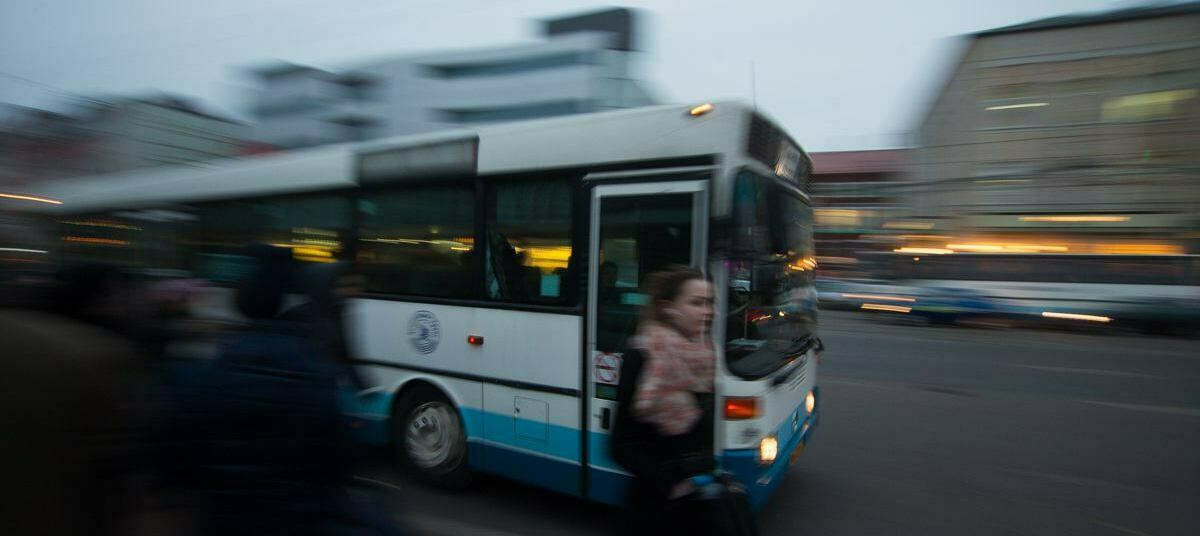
[639,265,707,324]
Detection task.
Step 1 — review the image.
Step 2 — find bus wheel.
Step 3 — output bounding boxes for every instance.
[394,385,471,489]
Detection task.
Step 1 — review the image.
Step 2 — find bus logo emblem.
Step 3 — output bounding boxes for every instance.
[408,310,441,355]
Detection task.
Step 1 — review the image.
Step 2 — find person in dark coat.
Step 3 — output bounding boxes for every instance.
[0,264,149,536]
[281,262,369,390]
[158,246,360,535]
[610,266,718,535]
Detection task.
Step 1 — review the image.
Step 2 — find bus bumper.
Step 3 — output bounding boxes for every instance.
[720,389,820,510]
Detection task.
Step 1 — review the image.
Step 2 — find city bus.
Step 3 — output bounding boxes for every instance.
[26,102,821,507]
[866,251,1200,331]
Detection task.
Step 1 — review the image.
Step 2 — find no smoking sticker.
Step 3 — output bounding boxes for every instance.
[594,352,622,385]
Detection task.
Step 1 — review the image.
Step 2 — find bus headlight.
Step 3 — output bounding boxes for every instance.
[759,435,778,466]
[805,390,816,414]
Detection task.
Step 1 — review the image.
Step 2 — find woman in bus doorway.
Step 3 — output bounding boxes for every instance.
[611,266,757,535]
[632,267,715,439]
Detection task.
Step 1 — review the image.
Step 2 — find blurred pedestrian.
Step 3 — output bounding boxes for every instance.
[282,262,370,390]
[157,246,404,535]
[0,264,150,536]
[611,265,756,535]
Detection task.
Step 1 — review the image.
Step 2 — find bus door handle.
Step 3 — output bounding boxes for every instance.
[599,407,611,430]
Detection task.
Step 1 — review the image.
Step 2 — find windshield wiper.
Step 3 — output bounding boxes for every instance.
[780,334,819,356]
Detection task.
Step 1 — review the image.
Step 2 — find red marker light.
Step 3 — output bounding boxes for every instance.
[467,335,484,346]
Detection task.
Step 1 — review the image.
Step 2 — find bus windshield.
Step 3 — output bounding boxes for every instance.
[724,170,817,379]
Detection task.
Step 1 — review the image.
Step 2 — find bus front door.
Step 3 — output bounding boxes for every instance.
[585,178,708,504]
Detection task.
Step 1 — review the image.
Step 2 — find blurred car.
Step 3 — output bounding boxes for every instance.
[815,277,896,310]
[908,286,1000,325]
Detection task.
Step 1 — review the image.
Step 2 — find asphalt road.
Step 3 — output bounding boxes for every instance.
[361,312,1200,536]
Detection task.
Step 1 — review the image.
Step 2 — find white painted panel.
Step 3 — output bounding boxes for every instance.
[349,299,583,390]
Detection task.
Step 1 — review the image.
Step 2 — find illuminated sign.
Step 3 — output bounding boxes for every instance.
[746,115,810,190]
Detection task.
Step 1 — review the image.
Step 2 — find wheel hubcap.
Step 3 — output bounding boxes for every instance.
[405,401,462,470]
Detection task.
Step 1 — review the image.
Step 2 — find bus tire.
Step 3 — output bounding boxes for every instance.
[393,384,471,489]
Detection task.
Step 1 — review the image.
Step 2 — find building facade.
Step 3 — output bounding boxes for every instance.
[1,95,249,188]
[908,3,1200,256]
[249,8,655,149]
[808,149,909,276]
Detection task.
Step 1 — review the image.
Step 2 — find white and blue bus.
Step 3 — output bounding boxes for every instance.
[28,102,821,508]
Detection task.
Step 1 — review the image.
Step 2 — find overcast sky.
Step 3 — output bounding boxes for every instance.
[1,0,1131,150]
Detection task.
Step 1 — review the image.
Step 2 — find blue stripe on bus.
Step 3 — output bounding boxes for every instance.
[467,441,583,496]
[587,431,623,472]
[462,407,582,461]
[587,466,631,505]
[341,385,821,509]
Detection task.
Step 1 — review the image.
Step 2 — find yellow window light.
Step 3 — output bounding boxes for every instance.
[861,304,912,313]
[1,192,62,205]
[946,243,1005,252]
[62,236,129,246]
[946,243,1069,253]
[894,247,953,255]
[291,227,339,237]
[842,294,916,303]
[1018,215,1130,223]
[788,257,818,271]
[291,247,333,258]
[1042,312,1111,323]
[883,221,934,230]
[1102,89,1197,122]
[61,220,142,231]
[986,102,1048,111]
[1092,244,1182,255]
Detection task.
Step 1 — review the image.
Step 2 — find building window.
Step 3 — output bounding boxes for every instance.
[980,99,1049,129]
[356,185,475,297]
[485,178,574,304]
[1102,89,1197,123]
[814,208,870,229]
[427,52,590,79]
[442,100,585,124]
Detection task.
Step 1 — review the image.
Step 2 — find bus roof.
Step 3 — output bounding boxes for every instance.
[26,101,792,214]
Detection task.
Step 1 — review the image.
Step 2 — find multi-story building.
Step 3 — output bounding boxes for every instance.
[808,149,909,276]
[0,94,249,187]
[908,2,1200,255]
[82,95,250,173]
[249,8,655,149]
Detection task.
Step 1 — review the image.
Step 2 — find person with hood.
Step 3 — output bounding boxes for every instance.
[158,245,360,535]
[282,262,369,390]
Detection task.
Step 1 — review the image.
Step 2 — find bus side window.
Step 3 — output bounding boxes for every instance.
[357,185,476,298]
[187,195,352,283]
[595,194,694,352]
[485,178,574,304]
